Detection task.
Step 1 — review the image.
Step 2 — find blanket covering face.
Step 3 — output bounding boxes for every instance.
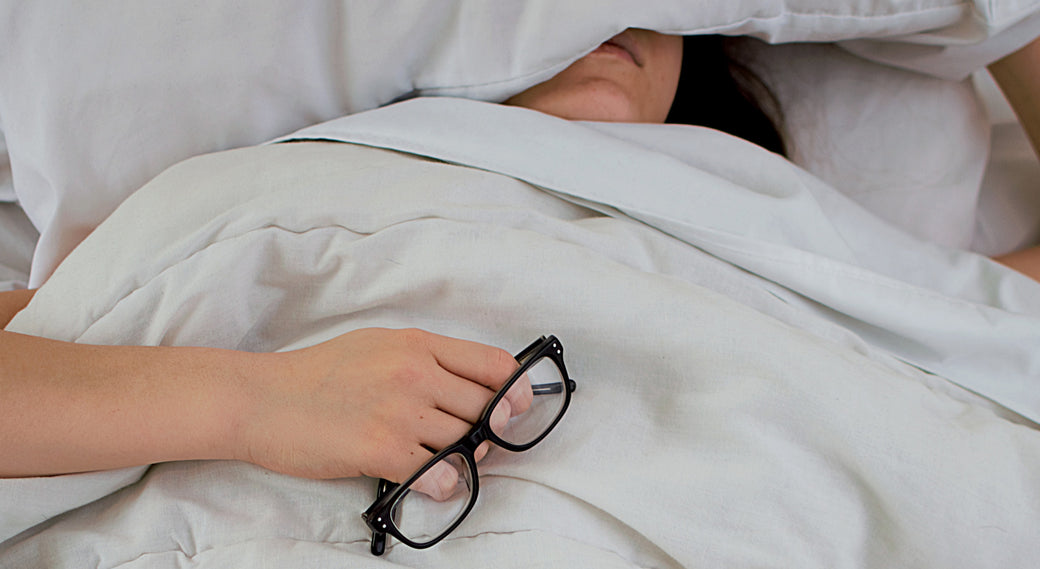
[2,99,1040,567]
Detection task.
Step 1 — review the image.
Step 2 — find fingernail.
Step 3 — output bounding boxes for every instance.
[491,398,511,430]
[413,461,457,501]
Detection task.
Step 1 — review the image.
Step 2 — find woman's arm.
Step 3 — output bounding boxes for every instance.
[988,36,1040,280]
[0,321,516,485]
[0,288,35,329]
[0,329,262,477]
[989,36,1040,162]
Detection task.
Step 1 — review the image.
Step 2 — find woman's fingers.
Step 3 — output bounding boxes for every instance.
[502,372,533,417]
[411,461,456,502]
[414,411,473,455]
[422,332,518,392]
[386,388,510,495]
[431,369,500,424]
[489,397,511,433]
[409,395,513,499]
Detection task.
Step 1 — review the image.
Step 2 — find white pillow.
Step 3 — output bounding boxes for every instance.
[0,0,1035,285]
[841,8,1040,80]
[733,39,991,250]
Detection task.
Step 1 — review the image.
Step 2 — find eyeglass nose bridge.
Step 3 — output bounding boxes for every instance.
[463,420,493,451]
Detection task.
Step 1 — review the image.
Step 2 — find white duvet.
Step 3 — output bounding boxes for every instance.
[2,98,1040,567]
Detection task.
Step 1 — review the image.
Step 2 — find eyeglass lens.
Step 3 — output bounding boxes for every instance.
[391,452,474,544]
[492,355,567,446]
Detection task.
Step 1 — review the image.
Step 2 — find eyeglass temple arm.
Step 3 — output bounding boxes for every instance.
[531,379,577,395]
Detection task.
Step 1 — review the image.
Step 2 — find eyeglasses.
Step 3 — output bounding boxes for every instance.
[362,335,576,555]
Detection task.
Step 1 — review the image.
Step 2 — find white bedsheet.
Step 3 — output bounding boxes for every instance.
[2,99,1039,567]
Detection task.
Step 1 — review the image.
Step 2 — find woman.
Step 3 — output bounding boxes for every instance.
[2,29,1033,497]
[505,29,786,154]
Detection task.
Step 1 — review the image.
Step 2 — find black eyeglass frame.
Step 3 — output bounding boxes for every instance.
[362,334,576,554]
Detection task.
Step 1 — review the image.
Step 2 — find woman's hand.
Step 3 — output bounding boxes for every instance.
[232,328,519,489]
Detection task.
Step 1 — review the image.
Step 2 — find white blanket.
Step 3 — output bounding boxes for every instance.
[2,99,1039,567]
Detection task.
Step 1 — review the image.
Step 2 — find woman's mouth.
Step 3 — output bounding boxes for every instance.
[593,32,642,67]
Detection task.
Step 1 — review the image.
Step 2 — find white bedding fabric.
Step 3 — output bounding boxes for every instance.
[2,98,1039,567]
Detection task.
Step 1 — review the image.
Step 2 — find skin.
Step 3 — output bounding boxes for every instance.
[989,36,1040,280]
[505,28,683,123]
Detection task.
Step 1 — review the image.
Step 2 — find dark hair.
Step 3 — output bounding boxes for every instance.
[666,35,787,157]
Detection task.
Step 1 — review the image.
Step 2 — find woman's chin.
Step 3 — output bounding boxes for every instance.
[507,86,641,123]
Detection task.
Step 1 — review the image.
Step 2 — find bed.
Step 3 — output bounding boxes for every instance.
[2,1,1040,567]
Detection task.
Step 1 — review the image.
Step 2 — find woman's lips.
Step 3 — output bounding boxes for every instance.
[592,32,642,66]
